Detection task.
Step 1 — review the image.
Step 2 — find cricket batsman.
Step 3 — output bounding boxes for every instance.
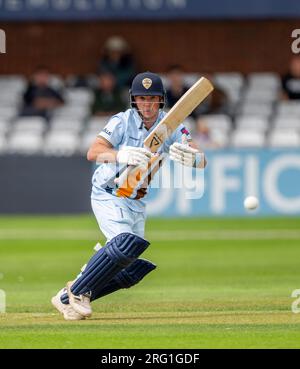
[51,72,207,320]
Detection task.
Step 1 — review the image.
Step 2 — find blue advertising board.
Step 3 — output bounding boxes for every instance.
[146,149,300,217]
[0,0,300,21]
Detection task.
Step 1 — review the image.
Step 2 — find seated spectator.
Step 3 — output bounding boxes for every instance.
[98,36,136,89]
[166,65,189,109]
[282,56,300,100]
[91,71,126,116]
[21,66,64,119]
[194,117,221,149]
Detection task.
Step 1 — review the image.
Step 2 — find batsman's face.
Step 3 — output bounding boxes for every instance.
[135,95,161,121]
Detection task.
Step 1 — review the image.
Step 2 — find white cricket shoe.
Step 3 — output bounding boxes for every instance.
[51,288,85,321]
[66,281,92,318]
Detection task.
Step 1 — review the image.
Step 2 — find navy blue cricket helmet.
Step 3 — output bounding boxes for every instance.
[130,71,165,109]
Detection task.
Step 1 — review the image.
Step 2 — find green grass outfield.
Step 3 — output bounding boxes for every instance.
[0,215,300,348]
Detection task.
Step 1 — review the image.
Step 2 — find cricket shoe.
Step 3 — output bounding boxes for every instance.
[51,288,85,321]
[66,281,92,318]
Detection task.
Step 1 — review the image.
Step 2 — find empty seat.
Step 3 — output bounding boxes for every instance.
[80,132,98,153]
[214,73,244,90]
[53,120,82,132]
[0,106,17,120]
[276,101,300,117]
[0,75,26,93]
[243,88,278,103]
[231,129,265,148]
[0,90,22,107]
[273,116,300,130]
[213,73,244,103]
[65,88,94,106]
[0,119,9,134]
[50,118,83,132]
[269,130,300,148]
[9,132,43,154]
[248,73,280,90]
[53,105,89,120]
[13,117,47,134]
[87,116,110,132]
[198,114,231,132]
[44,132,79,156]
[235,116,269,132]
[239,102,273,117]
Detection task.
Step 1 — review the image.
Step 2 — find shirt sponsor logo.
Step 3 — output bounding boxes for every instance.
[181,127,190,135]
[103,128,112,136]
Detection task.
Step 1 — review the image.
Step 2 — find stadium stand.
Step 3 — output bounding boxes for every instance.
[0,71,299,156]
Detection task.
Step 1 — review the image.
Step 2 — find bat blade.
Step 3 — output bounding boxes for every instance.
[144,76,214,152]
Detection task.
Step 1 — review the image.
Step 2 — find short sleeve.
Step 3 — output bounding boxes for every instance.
[98,116,125,148]
[160,124,192,153]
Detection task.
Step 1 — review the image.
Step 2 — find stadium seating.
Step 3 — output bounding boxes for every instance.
[0,119,9,134]
[8,132,43,155]
[238,101,273,118]
[231,129,265,148]
[0,106,18,120]
[44,131,79,156]
[235,116,269,132]
[50,118,83,133]
[273,116,300,130]
[0,71,298,155]
[87,116,110,133]
[247,72,281,90]
[64,88,94,106]
[13,117,47,134]
[269,129,300,148]
[276,101,300,117]
[213,72,244,103]
[80,131,98,154]
[53,105,89,120]
[199,114,231,132]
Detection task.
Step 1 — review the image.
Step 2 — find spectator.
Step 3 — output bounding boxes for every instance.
[21,66,64,119]
[91,71,126,116]
[166,65,189,109]
[98,36,136,89]
[194,117,221,149]
[282,56,300,100]
[21,66,64,118]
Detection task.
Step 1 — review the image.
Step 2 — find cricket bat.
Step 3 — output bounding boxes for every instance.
[116,76,214,198]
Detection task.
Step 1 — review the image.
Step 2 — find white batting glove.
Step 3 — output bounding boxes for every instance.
[117,146,152,167]
[169,142,202,167]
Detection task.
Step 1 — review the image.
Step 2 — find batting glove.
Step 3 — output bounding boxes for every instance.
[169,142,203,167]
[117,146,152,167]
